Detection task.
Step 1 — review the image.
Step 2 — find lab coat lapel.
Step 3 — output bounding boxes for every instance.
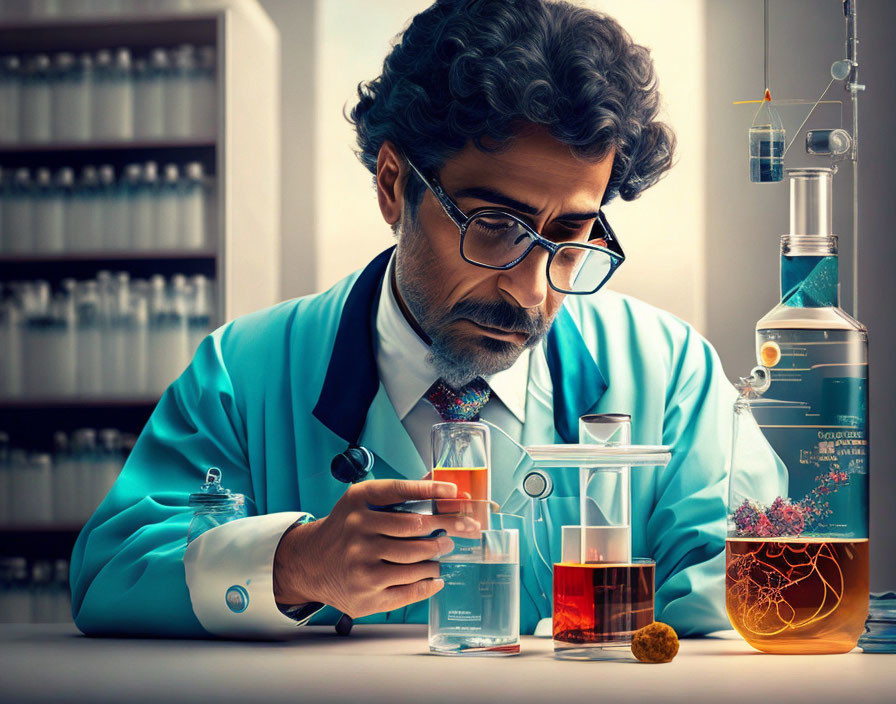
[359,384,426,480]
[544,304,608,442]
[311,247,393,447]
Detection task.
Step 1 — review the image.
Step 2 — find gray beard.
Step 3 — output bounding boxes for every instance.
[394,216,544,389]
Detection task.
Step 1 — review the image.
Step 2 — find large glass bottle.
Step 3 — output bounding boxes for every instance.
[727,168,869,654]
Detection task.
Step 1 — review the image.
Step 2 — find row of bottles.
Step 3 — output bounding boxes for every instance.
[0,272,214,398]
[0,428,130,527]
[0,45,216,143]
[0,161,213,253]
[0,557,71,624]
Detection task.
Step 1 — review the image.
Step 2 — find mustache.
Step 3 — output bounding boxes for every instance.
[447,298,547,337]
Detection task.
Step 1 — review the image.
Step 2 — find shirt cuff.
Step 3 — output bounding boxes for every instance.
[183,511,323,639]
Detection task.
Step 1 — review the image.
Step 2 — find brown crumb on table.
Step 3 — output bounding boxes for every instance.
[631,621,679,663]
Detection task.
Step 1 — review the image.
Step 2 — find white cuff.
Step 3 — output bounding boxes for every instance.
[184,512,321,639]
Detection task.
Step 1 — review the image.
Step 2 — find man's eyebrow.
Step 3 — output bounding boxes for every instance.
[452,186,599,221]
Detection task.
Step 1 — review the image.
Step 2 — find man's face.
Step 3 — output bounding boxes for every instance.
[394,126,616,387]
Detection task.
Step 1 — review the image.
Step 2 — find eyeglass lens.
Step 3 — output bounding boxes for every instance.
[463,213,613,293]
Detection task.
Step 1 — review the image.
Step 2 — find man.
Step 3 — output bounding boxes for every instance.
[71,0,781,639]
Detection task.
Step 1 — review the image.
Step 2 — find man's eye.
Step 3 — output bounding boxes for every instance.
[473,218,515,233]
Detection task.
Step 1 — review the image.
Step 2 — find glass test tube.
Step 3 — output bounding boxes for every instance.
[569,413,632,565]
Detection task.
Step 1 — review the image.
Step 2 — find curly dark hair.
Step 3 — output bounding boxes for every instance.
[349,0,675,209]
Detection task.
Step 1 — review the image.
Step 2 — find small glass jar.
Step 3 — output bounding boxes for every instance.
[187,467,246,543]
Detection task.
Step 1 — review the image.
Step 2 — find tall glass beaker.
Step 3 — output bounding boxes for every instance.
[553,414,655,660]
[429,509,520,656]
[727,168,869,654]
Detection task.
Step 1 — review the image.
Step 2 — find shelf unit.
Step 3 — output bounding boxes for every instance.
[0,4,279,566]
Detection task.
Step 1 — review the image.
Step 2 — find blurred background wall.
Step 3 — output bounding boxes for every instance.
[261,0,895,589]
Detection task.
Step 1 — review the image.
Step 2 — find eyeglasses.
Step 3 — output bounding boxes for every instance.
[405,158,625,295]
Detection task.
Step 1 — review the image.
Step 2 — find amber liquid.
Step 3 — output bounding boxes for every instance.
[432,467,488,500]
[726,538,869,653]
[553,562,655,645]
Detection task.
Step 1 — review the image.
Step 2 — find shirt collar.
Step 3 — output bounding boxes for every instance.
[375,253,528,423]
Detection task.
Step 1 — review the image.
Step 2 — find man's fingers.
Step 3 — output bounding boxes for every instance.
[380,577,445,611]
[373,560,441,589]
[375,536,453,564]
[369,510,480,539]
[359,478,457,505]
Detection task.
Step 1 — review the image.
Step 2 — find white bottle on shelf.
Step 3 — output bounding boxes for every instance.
[20,54,52,143]
[0,557,31,622]
[130,161,157,250]
[0,56,21,143]
[166,45,194,139]
[4,168,33,253]
[148,274,188,393]
[52,560,72,623]
[157,163,180,250]
[68,165,103,252]
[10,452,53,526]
[21,280,52,397]
[75,280,103,396]
[134,48,168,140]
[180,161,208,250]
[52,431,80,526]
[97,428,123,507]
[0,299,22,398]
[93,48,134,141]
[104,272,130,396]
[192,46,217,140]
[71,428,98,522]
[128,279,149,396]
[99,164,127,252]
[51,52,91,142]
[30,560,56,623]
[32,167,65,253]
[52,282,77,397]
[188,274,213,353]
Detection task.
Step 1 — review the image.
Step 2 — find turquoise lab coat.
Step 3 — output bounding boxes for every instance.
[70,248,783,637]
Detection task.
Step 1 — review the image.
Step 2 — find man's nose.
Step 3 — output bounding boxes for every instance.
[496,246,550,310]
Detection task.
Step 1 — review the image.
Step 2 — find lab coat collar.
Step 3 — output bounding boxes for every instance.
[312,247,607,450]
[545,304,608,443]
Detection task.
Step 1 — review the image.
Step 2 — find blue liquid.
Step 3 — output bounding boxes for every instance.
[753,328,868,538]
[749,127,784,183]
[429,561,519,654]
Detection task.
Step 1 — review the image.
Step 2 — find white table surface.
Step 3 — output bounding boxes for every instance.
[1,624,893,704]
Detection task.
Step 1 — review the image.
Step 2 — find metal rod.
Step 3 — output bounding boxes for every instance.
[764,0,770,91]
[845,0,860,318]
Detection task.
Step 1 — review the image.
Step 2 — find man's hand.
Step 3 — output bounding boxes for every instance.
[272,479,479,619]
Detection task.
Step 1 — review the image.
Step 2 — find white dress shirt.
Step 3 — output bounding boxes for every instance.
[375,253,530,468]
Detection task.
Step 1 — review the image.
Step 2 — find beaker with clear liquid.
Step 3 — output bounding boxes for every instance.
[429,512,520,656]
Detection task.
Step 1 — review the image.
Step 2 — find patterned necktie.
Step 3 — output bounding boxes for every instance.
[424,377,491,421]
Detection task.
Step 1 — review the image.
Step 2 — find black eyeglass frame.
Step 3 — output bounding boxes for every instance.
[405,158,626,295]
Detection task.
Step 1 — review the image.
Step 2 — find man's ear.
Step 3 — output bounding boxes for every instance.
[376,141,407,227]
